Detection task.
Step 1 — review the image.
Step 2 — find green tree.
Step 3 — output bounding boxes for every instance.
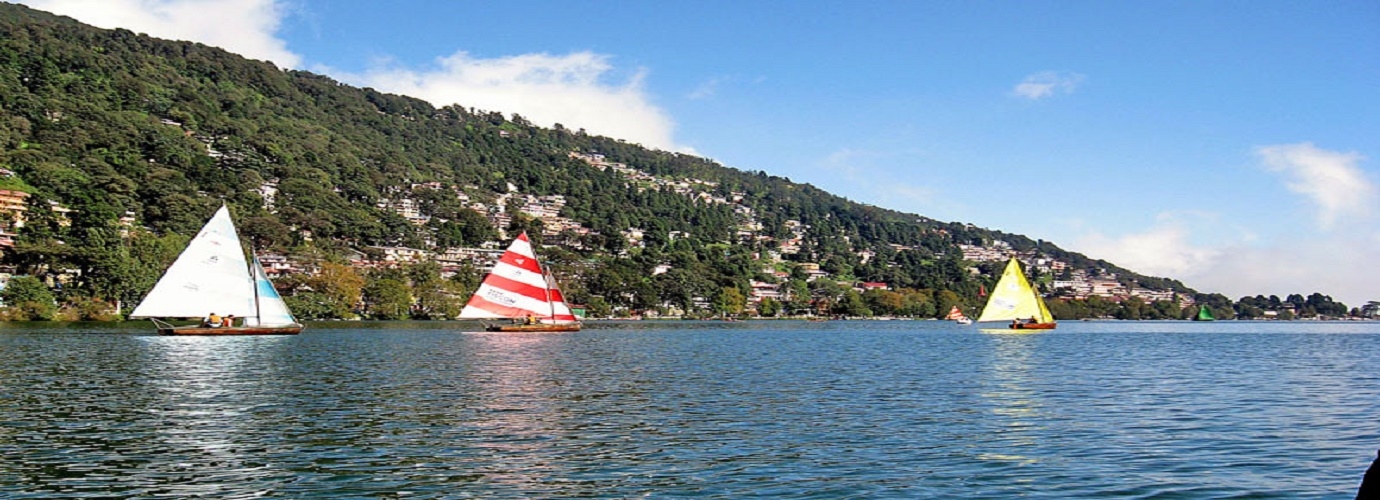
[408,261,463,319]
[284,291,338,321]
[714,286,746,317]
[863,289,904,316]
[290,262,364,319]
[757,297,782,317]
[0,276,56,320]
[934,290,963,320]
[836,289,872,317]
[362,277,412,320]
[784,279,811,315]
[1116,297,1147,320]
[899,288,936,318]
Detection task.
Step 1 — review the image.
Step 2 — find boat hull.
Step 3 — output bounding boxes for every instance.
[1011,322,1056,330]
[159,325,304,336]
[484,322,581,333]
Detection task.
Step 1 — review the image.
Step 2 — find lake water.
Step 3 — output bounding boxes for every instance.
[1,320,1377,498]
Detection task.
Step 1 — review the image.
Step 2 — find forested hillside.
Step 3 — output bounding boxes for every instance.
[0,3,1246,321]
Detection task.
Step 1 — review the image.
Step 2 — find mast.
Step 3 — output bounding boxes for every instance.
[250,248,262,323]
[547,272,555,320]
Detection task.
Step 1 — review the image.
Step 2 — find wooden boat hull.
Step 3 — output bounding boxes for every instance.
[1011,322,1056,330]
[159,325,304,336]
[485,322,580,333]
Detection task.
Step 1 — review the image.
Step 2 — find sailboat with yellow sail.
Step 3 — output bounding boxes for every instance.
[977,257,1056,330]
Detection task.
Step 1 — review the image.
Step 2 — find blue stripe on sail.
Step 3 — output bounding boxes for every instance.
[257,277,282,300]
[252,257,297,326]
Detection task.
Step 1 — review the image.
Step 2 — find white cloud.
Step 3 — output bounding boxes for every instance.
[1011,71,1085,100]
[1256,142,1376,230]
[1073,218,1380,307]
[1073,212,1222,279]
[18,0,301,68]
[1070,200,1380,308]
[337,50,690,153]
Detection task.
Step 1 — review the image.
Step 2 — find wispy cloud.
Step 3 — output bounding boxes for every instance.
[688,77,727,100]
[688,75,765,101]
[819,148,941,210]
[1256,142,1375,230]
[1011,71,1085,100]
[340,51,690,153]
[18,0,301,68]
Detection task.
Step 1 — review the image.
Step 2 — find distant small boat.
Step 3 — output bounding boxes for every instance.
[976,257,1056,330]
[129,205,303,336]
[458,232,581,332]
[945,305,973,325]
[1193,305,1216,322]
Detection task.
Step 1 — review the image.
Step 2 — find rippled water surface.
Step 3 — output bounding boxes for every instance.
[1,320,1377,498]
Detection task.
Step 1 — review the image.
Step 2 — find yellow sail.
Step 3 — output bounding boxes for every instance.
[1035,291,1054,323]
[977,258,1054,324]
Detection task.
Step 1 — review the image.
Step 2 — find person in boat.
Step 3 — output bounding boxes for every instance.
[222,314,235,328]
[525,314,536,325]
[204,312,221,327]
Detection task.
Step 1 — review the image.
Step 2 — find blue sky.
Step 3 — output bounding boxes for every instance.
[17,0,1379,307]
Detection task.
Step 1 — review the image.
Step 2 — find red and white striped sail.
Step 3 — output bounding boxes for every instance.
[945,305,973,324]
[458,232,578,323]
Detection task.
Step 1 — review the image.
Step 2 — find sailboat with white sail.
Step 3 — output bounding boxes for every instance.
[977,257,1056,330]
[458,232,581,332]
[129,205,303,335]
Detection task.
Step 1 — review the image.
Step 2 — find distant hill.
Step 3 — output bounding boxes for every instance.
[0,2,1210,319]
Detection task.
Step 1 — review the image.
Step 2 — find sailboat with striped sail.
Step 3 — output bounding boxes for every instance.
[129,205,303,335]
[458,232,581,332]
[945,305,973,325]
[977,257,1056,330]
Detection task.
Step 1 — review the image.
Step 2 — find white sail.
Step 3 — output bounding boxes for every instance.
[130,206,257,319]
[458,232,579,323]
[539,271,577,324]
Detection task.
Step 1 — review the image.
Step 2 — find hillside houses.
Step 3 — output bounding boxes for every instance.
[749,280,782,302]
[371,181,595,243]
[0,189,30,231]
[570,151,734,207]
[959,242,1011,262]
[105,148,1201,315]
[0,188,74,253]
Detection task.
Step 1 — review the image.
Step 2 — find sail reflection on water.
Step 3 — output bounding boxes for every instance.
[137,335,295,493]
[975,332,1045,466]
[460,331,579,490]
